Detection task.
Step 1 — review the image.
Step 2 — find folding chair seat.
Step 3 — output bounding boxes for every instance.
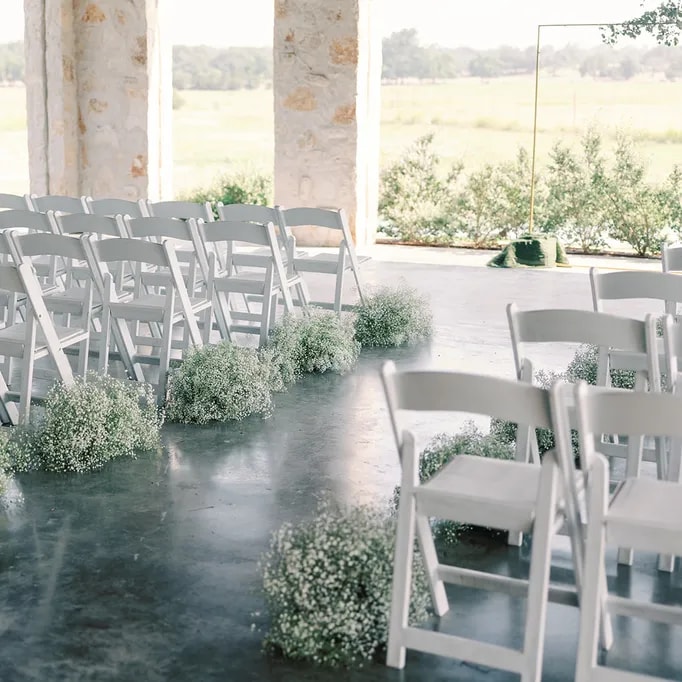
[277,206,368,314]
[192,218,288,346]
[28,194,89,214]
[0,193,33,211]
[83,235,207,404]
[553,378,682,682]
[217,203,309,312]
[85,197,149,219]
[8,231,96,376]
[381,362,600,682]
[0,261,87,425]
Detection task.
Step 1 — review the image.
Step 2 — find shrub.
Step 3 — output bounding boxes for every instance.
[541,129,609,252]
[267,309,360,384]
[354,285,432,348]
[261,501,430,667]
[603,134,680,256]
[455,148,535,247]
[378,134,463,243]
[392,422,515,545]
[564,344,635,389]
[166,342,273,424]
[182,171,273,217]
[3,374,161,473]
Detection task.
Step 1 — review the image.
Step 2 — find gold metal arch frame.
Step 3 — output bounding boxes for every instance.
[528,21,679,233]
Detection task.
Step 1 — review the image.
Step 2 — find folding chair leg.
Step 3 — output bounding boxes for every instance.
[386,488,416,670]
[18,318,38,424]
[521,454,559,682]
[659,436,682,572]
[618,434,644,565]
[157,318,174,407]
[0,372,18,425]
[334,266,346,315]
[575,460,609,682]
[415,512,448,616]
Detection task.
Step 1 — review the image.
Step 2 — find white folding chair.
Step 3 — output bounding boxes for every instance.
[85,197,149,219]
[382,361,584,682]
[192,218,290,346]
[217,203,309,310]
[0,261,87,425]
[0,193,33,211]
[83,235,206,404]
[554,379,682,682]
[28,194,89,214]
[507,303,663,557]
[124,216,212,343]
[277,206,368,314]
[8,231,96,377]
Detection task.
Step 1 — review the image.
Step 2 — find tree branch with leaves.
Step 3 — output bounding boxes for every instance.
[602,1,682,46]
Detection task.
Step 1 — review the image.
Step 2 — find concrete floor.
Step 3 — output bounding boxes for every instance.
[1,246,680,681]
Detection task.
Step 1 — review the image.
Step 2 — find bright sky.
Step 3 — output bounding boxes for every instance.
[0,0,655,48]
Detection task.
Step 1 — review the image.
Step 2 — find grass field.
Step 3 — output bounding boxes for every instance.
[1,73,680,196]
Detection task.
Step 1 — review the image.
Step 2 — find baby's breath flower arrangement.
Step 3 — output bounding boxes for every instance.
[353,285,433,348]
[261,501,430,668]
[267,309,360,384]
[3,373,161,473]
[392,422,515,545]
[165,342,273,424]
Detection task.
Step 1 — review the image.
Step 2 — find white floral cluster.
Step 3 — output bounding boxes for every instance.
[166,342,273,424]
[1,373,162,473]
[354,285,433,348]
[267,308,360,385]
[261,502,430,668]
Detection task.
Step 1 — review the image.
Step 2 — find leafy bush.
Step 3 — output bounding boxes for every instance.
[166,342,273,424]
[2,374,161,473]
[267,309,360,384]
[261,501,430,667]
[354,285,433,348]
[541,129,609,252]
[392,422,515,545]
[564,344,636,389]
[182,171,273,217]
[378,134,462,243]
[455,148,535,246]
[603,134,680,256]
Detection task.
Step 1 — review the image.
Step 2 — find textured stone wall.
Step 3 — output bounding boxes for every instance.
[273,0,381,246]
[24,0,172,199]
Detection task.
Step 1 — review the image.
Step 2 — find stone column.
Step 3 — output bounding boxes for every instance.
[24,0,172,200]
[273,0,382,247]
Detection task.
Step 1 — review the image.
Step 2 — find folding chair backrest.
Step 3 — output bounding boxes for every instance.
[199,219,273,248]
[125,215,196,243]
[590,267,682,315]
[662,244,682,274]
[278,206,346,232]
[147,200,214,222]
[381,360,553,453]
[0,193,32,211]
[217,203,279,224]
[56,212,127,238]
[0,209,58,232]
[573,381,682,474]
[9,231,89,264]
[90,235,173,270]
[507,303,653,382]
[86,197,148,218]
[30,194,89,214]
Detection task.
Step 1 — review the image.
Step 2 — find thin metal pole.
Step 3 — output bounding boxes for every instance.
[528,24,542,234]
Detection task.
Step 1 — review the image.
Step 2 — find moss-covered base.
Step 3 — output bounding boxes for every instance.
[487,234,570,268]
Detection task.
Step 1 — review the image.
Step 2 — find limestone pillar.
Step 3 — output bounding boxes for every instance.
[24,0,172,200]
[273,0,382,247]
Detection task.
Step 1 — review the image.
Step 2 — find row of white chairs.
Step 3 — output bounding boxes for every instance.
[0,205,369,421]
[383,265,682,681]
[0,192,369,315]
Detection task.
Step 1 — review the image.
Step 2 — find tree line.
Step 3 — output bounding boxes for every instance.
[0,28,681,89]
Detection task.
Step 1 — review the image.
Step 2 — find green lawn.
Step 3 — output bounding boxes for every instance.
[0,73,680,196]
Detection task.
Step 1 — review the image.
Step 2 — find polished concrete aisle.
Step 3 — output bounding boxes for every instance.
[1,250,679,681]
